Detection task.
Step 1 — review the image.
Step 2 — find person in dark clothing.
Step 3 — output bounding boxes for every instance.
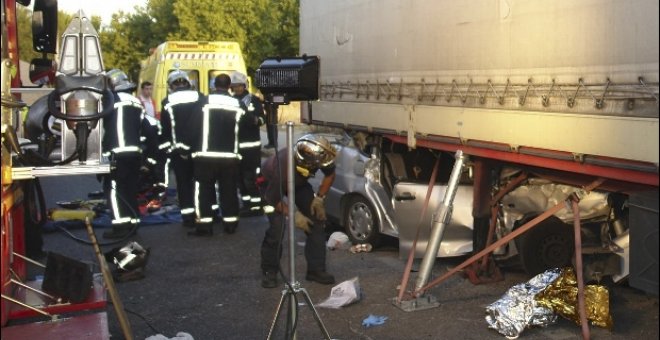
[102,69,158,239]
[189,74,244,236]
[138,113,167,205]
[159,70,206,227]
[230,71,266,215]
[259,134,337,288]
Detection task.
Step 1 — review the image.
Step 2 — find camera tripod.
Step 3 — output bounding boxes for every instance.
[266,121,332,340]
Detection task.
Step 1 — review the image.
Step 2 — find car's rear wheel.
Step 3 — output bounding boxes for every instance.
[344,196,381,247]
[515,215,575,276]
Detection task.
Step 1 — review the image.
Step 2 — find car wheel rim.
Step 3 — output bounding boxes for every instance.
[348,201,373,241]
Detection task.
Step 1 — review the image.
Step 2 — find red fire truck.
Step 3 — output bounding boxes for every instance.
[2,0,115,338]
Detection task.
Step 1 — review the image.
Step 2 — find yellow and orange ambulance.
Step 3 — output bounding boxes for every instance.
[139,41,250,118]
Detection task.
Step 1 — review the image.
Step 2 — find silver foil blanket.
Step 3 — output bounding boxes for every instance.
[485,268,561,339]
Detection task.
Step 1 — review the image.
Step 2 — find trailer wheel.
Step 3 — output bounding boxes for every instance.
[515,215,575,276]
[344,196,381,247]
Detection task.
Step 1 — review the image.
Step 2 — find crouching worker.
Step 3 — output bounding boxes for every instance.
[102,69,155,239]
[259,134,337,288]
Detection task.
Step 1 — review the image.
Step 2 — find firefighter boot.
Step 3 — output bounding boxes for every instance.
[261,270,278,288]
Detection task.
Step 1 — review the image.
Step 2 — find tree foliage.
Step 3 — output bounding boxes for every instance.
[17,0,300,82]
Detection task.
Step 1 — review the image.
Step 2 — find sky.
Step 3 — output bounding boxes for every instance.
[41,0,148,26]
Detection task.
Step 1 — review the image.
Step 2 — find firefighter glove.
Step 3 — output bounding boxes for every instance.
[310,195,327,221]
[294,210,313,233]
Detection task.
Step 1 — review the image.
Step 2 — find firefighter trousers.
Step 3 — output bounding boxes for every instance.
[193,157,240,230]
[239,146,262,210]
[260,181,327,273]
[171,153,195,222]
[107,153,142,225]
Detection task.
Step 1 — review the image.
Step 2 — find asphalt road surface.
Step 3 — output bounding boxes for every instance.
[11,125,659,340]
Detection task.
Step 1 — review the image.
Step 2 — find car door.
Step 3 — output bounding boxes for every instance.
[392,182,474,259]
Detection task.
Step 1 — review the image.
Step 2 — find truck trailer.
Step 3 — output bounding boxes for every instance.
[299,0,658,294]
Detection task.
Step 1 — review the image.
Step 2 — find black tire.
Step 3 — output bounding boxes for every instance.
[515,215,575,276]
[344,196,381,247]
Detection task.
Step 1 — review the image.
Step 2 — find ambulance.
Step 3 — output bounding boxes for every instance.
[138,41,249,118]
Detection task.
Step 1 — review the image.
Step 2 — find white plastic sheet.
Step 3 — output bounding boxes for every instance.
[316,276,361,309]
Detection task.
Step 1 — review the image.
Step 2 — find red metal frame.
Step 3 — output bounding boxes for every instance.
[4,0,22,89]
[9,185,26,280]
[2,1,110,337]
[1,189,13,326]
[8,278,107,319]
[2,312,111,340]
[386,134,659,187]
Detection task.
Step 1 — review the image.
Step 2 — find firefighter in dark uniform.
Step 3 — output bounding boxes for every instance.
[159,70,205,227]
[102,69,158,239]
[259,134,337,288]
[139,113,168,204]
[190,74,244,236]
[230,71,266,215]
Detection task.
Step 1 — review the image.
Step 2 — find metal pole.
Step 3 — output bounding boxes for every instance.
[287,121,296,284]
[267,121,332,339]
[84,218,134,340]
[572,200,590,340]
[414,150,466,293]
[285,121,297,339]
[414,177,606,295]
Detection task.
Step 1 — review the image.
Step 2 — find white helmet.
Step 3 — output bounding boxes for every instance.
[107,69,136,92]
[230,71,248,86]
[294,134,337,170]
[167,70,191,91]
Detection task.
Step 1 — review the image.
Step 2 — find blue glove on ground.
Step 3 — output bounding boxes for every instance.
[362,314,388,327]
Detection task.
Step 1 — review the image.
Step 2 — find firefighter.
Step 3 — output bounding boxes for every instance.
[230,71,266,216]
[189,74,244,236]
[159,70,205,227]
[139,113,167,207]
[259,134,337,288]
[102,69,157,239]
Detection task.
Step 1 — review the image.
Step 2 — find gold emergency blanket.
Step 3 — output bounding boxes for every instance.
[485,267,613,338]
[535,267,613,330]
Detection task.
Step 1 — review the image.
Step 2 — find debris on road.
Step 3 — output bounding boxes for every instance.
[362,314,388,328]
[350,243,373,253]
[317,276,362,309]
[327,231,351,250]
[145,332,194,340]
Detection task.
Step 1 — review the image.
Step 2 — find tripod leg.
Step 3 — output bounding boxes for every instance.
[285,291,297,339]
[299,288,332,340]
[267,290,289,340]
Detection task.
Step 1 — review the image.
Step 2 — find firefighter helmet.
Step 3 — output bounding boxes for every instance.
[107,69,136,92]
[167,70,191,91]
[294,134,337,170]
[230,71,248,86]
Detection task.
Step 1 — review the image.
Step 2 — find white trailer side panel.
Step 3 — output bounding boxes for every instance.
[301,0,659,166]
[301,0,659,83]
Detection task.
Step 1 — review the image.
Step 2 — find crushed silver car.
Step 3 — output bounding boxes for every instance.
[308,131,625,278]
